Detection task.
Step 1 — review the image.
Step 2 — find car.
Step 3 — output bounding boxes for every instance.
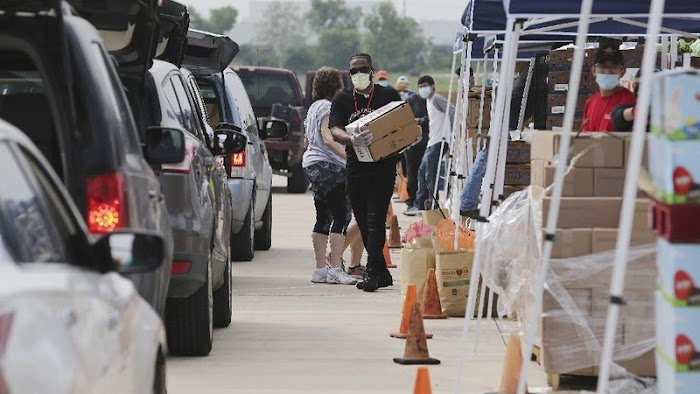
[185,30,287,261]
[234,66,310,194]
[0,118,168,393]
[0,0,182,316]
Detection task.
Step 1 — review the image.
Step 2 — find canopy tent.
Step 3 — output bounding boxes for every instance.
[504,0,692,16]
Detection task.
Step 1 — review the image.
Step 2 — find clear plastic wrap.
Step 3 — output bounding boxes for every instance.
[476,185,657,381]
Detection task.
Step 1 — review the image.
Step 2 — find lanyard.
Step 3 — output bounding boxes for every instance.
[353,87,375,114]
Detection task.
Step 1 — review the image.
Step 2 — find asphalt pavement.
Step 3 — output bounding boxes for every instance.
[167,175,550,394]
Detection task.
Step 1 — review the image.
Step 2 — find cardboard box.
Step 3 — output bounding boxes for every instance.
[547,93,587,115]
[506,140,531,164]
[531,131,625,168]
[656,292,700,373]
[545,116,583,132]
[591,228,656,254]
[345,101,422,162]
[532,166,594,197]
[593,168,626,197]
[624,136,649,170]
[647,134,700,204]
[657,353,700,394]
[504,164,531,186]
[651,71,700,140]
[550,228,593,258]
[503,185,527,198]
[657,239,700,307]
[542,197,649,230]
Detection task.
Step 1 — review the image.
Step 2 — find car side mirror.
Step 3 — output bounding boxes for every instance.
[261,119,288,140]
[144,127,186,164]
[94,232,165,274]
[214,129,248,155]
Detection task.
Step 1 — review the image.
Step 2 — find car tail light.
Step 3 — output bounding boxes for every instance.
[171,261,192,274]
[86,173,128,234]
[229,151,246,178]
[0,312,14,394]
[291,112,301,127]
[162,140,197,174]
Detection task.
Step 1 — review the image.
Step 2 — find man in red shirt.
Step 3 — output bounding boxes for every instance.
[582,46,637,132]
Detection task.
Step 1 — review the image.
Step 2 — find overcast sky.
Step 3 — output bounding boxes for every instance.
[178,0,466,21]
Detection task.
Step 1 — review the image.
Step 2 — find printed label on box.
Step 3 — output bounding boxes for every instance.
[551,106,566,114]
[648,134,700,204]
[657,239,700,307]
[656,292,700,372]
[554,83,569,92]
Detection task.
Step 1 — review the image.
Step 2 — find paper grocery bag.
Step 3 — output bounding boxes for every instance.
[422,208,449,227]
[400,239,436,303]
[436,250,475,317]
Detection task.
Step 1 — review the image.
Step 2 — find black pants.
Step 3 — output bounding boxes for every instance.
[347,165,396,274]
[404,142,426,207]
[312,184,350,235]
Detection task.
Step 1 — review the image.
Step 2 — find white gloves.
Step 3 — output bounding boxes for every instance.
[350,130,373,147]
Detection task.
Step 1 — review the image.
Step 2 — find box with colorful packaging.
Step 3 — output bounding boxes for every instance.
[651,70,700,140]
[656,292,700,375]
[657,239,700,307]
[647,134,700,204]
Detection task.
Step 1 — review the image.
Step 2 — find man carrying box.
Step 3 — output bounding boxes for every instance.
[330,53,403,292]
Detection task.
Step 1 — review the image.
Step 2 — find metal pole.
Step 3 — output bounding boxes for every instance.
[517,57,536,132]
[516,1,595,392]
[595,0,666,392]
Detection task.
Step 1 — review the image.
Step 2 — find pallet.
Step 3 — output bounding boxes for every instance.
[649,200,700,243]
[532,345,599,391]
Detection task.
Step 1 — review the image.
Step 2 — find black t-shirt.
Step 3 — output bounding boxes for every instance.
[329,84,402,177]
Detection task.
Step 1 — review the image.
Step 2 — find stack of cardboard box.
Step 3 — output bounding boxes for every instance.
[503,141,531,198]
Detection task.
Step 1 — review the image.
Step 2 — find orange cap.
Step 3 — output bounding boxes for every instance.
[376,70,389,80]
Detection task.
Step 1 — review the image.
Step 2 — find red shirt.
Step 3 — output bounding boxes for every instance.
[582,87,637,132]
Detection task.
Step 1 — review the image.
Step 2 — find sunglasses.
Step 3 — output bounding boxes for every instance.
[349,66,372,75]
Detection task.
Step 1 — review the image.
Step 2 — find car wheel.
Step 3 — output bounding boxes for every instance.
[287,165,308,194]
[153,348,167,394]
[213,243,232,328]
[231,196,255,261]
[165,256,213,357]
[254,193,272,251]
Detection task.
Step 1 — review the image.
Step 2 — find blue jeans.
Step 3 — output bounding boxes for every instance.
[414,143,444,210]
[460,147,488,211]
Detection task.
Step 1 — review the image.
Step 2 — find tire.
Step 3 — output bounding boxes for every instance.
[153,348,167,394]
[231,197,255,261]
[213,244,232,328]
[165,257,213,357]
[254,193,272,251]
[287,166,308,194]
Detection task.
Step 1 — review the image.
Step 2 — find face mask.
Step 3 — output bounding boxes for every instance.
[378,80,389,87]
[418,86,432,99]
[351,73,372,90]
[399,91,410,101]
[596,73,620,91]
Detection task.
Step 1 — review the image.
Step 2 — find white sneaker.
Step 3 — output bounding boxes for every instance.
[326,267,358,285]
[311,267,328,283]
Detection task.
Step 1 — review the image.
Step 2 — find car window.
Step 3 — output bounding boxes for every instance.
[0,143,67,263]
[237,71,301,108]
[171,74,205,141]
[197,80,222,128]
[162,78,182,123]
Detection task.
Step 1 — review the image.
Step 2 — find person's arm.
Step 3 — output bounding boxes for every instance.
[611,103,635,132]
[320,116,347,158]
[331,126,354,146]
[432,94,456,125]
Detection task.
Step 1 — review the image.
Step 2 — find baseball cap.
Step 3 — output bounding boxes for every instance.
[595,46,625,66]
[396,75,409,84]
[376,70,389,80]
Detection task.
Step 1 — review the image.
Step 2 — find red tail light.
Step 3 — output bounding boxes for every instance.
[229,151,246,178]
[171,261,192,274]
[0,312,13,394]
[86,173,128,234]
[162,140,196,174]
[291,112,301,127]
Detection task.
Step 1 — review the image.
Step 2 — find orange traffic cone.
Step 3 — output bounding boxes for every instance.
[393,303,441,365]
[391,284,432,339]
[386,203,395,229]
[421,269,447,319]
[388,215,402,249]
[398,177,409,203]
[499,333,528,394]
[384,241,397,268]
[413,367,433,394]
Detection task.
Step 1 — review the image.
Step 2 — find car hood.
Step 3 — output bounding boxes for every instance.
[183,29,239,75]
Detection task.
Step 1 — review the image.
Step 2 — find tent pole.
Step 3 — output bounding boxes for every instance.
[453,17,517,394]
[516,0,596,392]
[517,57,536,132]
[670,35,678,69]
[596,0,666,392]
[661,36,669,69]
[443,46,468,213]
[477,51,490,142]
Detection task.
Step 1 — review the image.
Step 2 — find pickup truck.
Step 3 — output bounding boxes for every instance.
[233,66,309,193]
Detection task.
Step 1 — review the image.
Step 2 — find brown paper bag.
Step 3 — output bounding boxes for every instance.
[421,208,449,227]
[436,250,475,317]
[400,239,436,303]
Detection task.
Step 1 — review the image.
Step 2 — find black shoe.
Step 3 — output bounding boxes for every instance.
[357,270,393,292]
[460,209,480,220]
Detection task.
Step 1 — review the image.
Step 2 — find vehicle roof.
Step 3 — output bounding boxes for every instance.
[231,66,296,75]
[148,59,181,81]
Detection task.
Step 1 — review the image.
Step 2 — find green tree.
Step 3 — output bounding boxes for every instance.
[306,0,361,33]
[363,2,429,72]
[188,6,238,34]
[255,1,307,65]
[318,28,362,69]
[232,45,280,67]
[283,46,318,74]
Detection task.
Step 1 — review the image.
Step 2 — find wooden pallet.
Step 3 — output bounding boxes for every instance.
[532,345,598,391]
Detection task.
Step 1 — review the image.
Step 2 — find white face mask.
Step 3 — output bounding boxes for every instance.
[418,86,432,99]
[351,73,372,90]
[378,80,389,87]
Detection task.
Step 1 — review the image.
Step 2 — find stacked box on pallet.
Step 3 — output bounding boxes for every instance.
[502,141,531,196]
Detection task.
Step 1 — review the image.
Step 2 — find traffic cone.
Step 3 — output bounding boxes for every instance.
[398,178,409,203]
[391,284,432,339]
[498,333,528,394]
[388,215,402,249]
[386,203,395,229]
[384,241,397,268]
[421,269,446,319]
[413,367,432,394]
[393,303,441,365]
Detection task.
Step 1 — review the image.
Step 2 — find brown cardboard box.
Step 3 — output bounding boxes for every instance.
[345,101,421,162]
[593,168,626,196]
[542,197,649,230]
[532,166,594,197]
[543,288,593,316]
[624,137,649,170]
[548,93,587,115]
[531,131,625,168]
[504,164,531,186]
[591,228,656,254]
[550,228,593,258]
[545,116,583,132]
[506,141,531,164]
[503,185,526,198]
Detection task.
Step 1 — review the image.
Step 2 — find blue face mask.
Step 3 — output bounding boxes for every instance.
[418,86,432,99]
[596,73,620,91]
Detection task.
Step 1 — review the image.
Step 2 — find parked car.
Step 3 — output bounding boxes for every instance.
[233,66,309,193]
[0,118,168,393]
[0,0,182,316]
[185,30,287,261]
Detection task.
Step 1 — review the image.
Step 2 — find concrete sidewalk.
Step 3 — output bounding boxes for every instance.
[167,177,551,393]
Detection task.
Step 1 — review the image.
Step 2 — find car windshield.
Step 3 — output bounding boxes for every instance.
[237,72,301,109]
